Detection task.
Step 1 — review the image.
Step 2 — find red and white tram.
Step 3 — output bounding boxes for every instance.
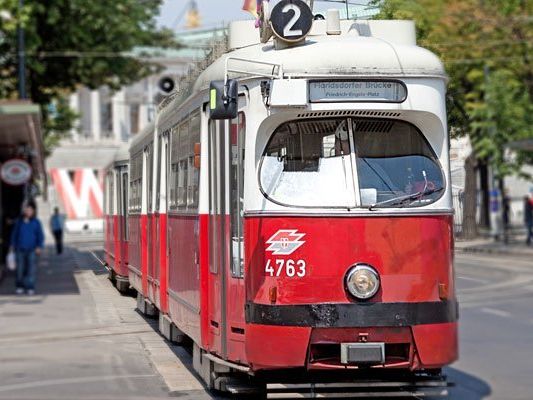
[103,145,130,292]
[112,3,458,396]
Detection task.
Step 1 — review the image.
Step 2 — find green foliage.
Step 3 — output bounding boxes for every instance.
[470,69,533,177]
[42,95,79,156]
[372,0,533,178]
[0,0,179,152]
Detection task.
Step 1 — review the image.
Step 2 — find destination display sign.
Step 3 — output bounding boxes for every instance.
[309,80,407,103]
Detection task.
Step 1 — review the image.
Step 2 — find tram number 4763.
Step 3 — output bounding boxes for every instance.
[265,259,307,277]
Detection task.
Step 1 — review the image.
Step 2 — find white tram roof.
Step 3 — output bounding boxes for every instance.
[129,123,154,154]
[194,19,445,92]
[113,143,130,163]
[104,143,130,171]
[158,19,446,123]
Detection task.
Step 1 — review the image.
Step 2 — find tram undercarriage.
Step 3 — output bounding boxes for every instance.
[192,345,451,398]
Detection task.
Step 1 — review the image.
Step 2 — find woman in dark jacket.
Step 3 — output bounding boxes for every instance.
[10,203,44,295]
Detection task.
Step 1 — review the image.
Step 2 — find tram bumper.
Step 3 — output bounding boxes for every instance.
[245,301,458,372]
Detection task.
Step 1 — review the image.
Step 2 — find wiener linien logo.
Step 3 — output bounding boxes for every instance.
[265,229,306,255]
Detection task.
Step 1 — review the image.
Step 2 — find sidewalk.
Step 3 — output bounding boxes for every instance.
[455,236,533,257]
[0,243,209,400]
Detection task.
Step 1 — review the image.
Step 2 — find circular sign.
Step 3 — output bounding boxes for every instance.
[270,0,313,43]
[1,159,32,186]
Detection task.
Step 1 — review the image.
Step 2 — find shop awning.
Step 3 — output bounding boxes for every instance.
[0,101,45,179]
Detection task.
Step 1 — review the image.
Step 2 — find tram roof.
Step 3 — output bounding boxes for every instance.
[114,143,130,163]
[200,21,443,87]
[129,123,154,154]
[159,19,446,121]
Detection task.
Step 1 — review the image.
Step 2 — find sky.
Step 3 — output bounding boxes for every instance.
[157,0,374,31]
[157,0,253,30]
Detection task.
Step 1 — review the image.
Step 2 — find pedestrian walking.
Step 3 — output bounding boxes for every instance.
[10,203,45,295]
[502,191,511,244]
[50,207,65,255]
[525,194,533,246]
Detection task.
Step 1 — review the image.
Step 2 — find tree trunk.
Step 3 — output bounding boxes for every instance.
[478,161,490,229]
[462,153,478,239]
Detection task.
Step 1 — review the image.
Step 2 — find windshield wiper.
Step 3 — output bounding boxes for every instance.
[369,186,444,210]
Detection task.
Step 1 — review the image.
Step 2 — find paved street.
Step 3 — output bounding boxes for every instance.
[0,241,532,399]
[447,250,533,400]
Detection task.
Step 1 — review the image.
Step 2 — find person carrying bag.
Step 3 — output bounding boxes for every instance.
[10,203,44,295]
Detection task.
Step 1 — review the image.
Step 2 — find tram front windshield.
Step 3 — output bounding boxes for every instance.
[260,118,444,209]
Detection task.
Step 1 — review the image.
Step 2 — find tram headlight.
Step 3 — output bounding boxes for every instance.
[345,264,380,300]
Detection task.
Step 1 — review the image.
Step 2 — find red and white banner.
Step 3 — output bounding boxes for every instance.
[50,168,103,219]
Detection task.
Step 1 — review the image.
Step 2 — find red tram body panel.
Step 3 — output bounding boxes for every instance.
[103,145,130,291]
[243,215,457,370]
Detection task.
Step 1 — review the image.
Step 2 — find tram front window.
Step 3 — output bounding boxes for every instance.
[353,119,444,207]
[260,119,354,208]
[260,118,444,209]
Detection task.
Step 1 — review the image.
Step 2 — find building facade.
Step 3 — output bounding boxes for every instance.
[46,27,226,234]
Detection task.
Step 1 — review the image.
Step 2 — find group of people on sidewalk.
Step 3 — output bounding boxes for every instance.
[8,205,64,295]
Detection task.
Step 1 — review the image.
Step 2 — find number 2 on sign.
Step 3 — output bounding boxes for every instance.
[282,4,303,37]
[265,259,306,277]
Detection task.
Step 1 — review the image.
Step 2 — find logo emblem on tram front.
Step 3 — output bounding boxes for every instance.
[266,229,306,255]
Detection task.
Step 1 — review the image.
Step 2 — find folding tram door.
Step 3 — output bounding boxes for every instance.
[207,107,246,362]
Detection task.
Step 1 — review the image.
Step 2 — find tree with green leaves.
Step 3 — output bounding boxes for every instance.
[372,0,533,238]
[0,0,178,153]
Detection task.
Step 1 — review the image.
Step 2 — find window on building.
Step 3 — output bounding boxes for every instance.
[101,102,113,138]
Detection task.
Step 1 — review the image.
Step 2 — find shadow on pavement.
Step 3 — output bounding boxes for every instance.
[445,367,492,400]
[0,244,106,297]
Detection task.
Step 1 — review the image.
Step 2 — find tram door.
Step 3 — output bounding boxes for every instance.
[154,132,169,312]
[208,108,246,360]
[153,132,168,312]
[145,144,155,300]
[120,169,128,245]
[118,167,129,271]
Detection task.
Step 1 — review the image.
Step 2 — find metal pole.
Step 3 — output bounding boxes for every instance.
[17,0,26,99]
[345,0,349,19]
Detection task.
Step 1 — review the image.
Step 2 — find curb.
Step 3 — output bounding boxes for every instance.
[456,244,533,257]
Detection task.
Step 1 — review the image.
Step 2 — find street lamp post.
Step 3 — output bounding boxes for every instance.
[17,0,26,99]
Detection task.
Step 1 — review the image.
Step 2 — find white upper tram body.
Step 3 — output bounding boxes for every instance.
[156,16,451,219]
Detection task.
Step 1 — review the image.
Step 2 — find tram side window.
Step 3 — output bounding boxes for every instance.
[177,120,189,208]
[352,119,444,207]
[109,171,115,214]
[170,124,180,209]
[169,111,201,211]
[146,145,154,212]
[104,171,111,215]
[260,119,354,208]
[187,112,200,207]
[129,152,143,212]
